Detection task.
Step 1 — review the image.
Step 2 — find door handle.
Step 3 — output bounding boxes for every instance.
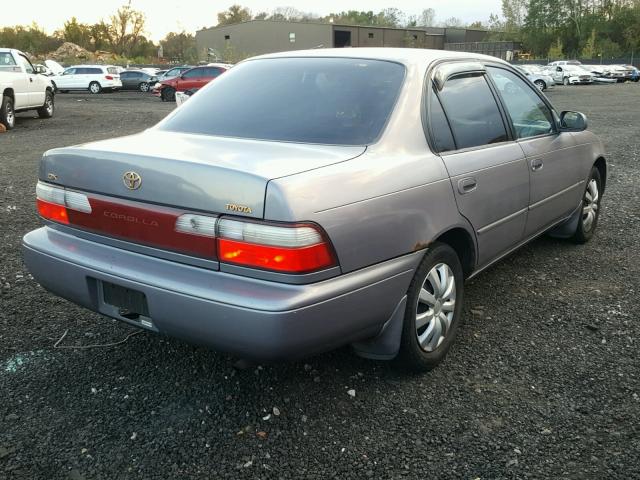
[29,77,33,82]
[531,159,544,171]
[457,177,477,194]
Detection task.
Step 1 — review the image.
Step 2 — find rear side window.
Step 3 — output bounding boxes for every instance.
[0,52,17,66]
[428,92,455,153]
[437,74,508,150]
[160,58,405,145]
[89,68,102,74]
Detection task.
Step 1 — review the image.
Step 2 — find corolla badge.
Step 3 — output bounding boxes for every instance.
[123,171,142,190]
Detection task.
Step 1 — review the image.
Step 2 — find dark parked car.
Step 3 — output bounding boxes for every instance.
[23,49,606,371]
[119,70,157,92]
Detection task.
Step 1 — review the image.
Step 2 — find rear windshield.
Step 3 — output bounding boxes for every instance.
[107,67,118,74]
[159,57,405,145]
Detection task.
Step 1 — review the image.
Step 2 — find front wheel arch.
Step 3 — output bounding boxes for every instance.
[594,157,607,193]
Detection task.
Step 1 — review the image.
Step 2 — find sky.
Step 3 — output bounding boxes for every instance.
[4,1,503,41]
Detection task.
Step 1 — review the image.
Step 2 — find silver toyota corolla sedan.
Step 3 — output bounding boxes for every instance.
[23,49,606,371]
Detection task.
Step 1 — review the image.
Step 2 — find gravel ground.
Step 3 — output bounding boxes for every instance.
[0,86,638,479]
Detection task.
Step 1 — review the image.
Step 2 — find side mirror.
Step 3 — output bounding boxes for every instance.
[34,65,46,74]
[560,111,588,131]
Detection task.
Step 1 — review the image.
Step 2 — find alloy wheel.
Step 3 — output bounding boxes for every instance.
[415,263,456,352]
[45,97,53,115]
[582,179,599,232]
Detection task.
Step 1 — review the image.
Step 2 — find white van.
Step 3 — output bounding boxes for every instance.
[51,65,122,94]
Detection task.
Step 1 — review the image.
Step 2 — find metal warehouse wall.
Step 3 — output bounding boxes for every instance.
[196,21,333,60]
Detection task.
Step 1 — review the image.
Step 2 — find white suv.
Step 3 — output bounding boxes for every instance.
[51,65,122,94]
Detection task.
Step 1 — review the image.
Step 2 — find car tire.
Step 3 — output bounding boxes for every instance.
[139,82,150,92]
[51,81,58,93]
[563,77,570,86]
[37,91,54,119]
[89,81,102,94]
[396,242,464,372]
[571,167,602,244]
[0,95,15,130]
[161,87,176,102]
[534,80,546,91]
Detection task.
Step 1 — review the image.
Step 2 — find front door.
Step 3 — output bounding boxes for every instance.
[428,66,529,267]
[16,53,43,106]
[486,66,584,236]
[176,68,204,91]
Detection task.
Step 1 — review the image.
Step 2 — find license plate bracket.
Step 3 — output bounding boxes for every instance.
[102,281,150,318]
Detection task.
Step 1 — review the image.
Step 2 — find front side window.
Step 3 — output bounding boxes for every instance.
[63,68,76,76]
[182,68,204,79]
[18,54,34,74]
[160,58,406,145]
[436,73,507,150]
[487,67,555,139]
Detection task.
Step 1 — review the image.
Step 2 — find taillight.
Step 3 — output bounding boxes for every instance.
[174,215,336,273]
[36,182,92,225]
[216,219,336,273]
[105,75,114,80]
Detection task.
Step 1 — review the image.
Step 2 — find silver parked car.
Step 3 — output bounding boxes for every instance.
[515,65,556,91]
[23,49,606,371]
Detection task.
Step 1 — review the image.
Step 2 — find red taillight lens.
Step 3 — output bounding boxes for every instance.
[105,75,114,80]
[216,218,336,273]
[37,198,69,224]
[218,239,334,273]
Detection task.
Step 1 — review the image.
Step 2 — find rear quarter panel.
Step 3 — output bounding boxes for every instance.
[265,150,470,273]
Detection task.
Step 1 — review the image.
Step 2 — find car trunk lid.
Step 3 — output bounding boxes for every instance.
[40,129,366,219]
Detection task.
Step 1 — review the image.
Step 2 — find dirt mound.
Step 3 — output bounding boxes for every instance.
[50,42,92,61]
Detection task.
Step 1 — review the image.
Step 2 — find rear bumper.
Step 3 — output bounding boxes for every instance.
[23,227,420,359]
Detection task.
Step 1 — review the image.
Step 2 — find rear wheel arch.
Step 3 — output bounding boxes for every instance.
[434,227,476,278]
[3,88,15,101]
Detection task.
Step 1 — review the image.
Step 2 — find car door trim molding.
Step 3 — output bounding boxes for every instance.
[528,180,584,211]
[477,207,528,235]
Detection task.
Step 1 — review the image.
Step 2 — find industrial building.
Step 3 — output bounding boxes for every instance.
[195,20,499,61]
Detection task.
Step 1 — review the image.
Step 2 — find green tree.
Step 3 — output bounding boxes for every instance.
[108,4,147,56]
[60,17,92,50]
[217,5,252,26]
[161,31,197,63]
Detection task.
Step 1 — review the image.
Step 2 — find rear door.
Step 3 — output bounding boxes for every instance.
[428,63,529,267]
[486,66,583,236]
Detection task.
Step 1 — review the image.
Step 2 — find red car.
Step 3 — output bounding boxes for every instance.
[154,65,228,102]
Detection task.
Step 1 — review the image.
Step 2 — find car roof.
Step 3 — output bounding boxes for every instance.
[249,47,509,68]
[68,65,115,68]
